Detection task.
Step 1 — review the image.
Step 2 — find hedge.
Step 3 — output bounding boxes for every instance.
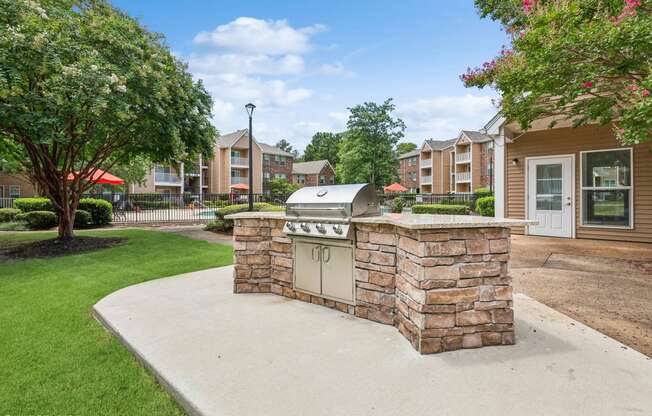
[0,208,21,222]
[214,203,284,230]
[78,198,113,225]
[13,198,53,212]
[411,204,470,215]
[74,209,92,228]
[473,187,493,199]
[476,196,495,217]
[15,211,58,229]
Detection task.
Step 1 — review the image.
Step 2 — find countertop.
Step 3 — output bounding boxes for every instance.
[225,211,536,230]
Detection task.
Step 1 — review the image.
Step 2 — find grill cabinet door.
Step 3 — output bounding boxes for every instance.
[320,245,354,303]
[294,241,322,295]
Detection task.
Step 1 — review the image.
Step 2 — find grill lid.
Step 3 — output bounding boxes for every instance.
[285,183,378,220]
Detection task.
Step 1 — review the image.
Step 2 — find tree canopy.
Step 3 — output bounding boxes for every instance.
[275,139,299,158]
[463,0,652,145]
[0,0,216,239]
[267,177,300,195]
[337,99,405,188]
[303,132,342,167]
[396,142,418,156]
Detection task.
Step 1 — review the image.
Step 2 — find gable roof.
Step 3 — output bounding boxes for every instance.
[216,130,248,148]
[292,160,332,175]
[460,130,493,143]
[397,149,420,159]
[259,142,294,157]
[425,138,456,151]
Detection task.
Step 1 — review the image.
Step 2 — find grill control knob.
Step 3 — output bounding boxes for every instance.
[316,223,326,233]
[286,222,296,232]
[300,222,311,232]
[332,224,343,235]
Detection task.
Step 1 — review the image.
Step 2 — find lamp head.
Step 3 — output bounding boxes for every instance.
[245,103,256,117]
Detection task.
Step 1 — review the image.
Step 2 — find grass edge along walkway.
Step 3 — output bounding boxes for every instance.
[0,229,233,415]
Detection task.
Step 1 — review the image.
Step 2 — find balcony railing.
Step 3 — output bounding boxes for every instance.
[420,159,431,168]
[231,157,248,166]
[155,172,182,184]
[231,176,248,184]
[455,152,471,163]
[456,171,471,182]
[421,175,432,184]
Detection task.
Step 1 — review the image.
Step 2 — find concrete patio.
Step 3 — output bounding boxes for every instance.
[94,266,652,416]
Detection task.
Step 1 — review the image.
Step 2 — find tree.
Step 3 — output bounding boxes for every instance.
[0,0,216,240]
[111,156,152,195]
[275,139,299,158]
[268,177,300,195]
[303,132,342,167]
[337,99,405,188]
[462,0,652,145]
[396,142,418,156]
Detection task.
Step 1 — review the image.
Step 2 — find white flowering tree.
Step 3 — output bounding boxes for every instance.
[0,0,216,240]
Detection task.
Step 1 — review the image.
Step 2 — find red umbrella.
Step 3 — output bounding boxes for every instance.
[67,169,124,185]
[383,183,407,193]
[230,183,249,190]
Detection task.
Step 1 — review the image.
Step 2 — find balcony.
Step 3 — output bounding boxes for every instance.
[455,152,471,163]
[231,157,248,166]
[155,172,182,184]
[231,176,248,184]
[456,171,471,182]
[420,159,432,168]
[421,175,432,184]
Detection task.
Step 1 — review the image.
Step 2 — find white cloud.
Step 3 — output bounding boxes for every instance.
[188,53,304,76]
[193,17,326,55]
[398,94,497,140]
[318,62,355,77]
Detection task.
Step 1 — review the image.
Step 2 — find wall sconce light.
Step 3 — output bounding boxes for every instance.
[511,158,519,166]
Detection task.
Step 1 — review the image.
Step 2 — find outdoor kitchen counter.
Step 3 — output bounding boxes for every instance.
[226,211,535,354]
[226,211,535,230]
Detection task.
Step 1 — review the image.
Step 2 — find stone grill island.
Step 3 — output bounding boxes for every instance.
[226,185,533,354]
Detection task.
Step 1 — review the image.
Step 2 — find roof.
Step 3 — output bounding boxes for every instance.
[216,130,248,148]
[424,138,456,151]
[460,130,493,143]
[397,149,420,159]
[259,142,294,157]
[292,160,332,175]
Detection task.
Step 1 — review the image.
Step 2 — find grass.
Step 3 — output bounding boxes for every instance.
[0,229,233,415]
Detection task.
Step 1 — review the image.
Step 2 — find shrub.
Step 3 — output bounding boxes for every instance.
[74,209,92,228]
[473,187,493,199]
[0,208,21,222]
[14,197,53,212]
[216,203,284,229]
[476,196,495,217]
[78,198,113,225]
[411,204,470,215]
[390,196,405,213]
[15,211,58,229]
[205,219,227,232]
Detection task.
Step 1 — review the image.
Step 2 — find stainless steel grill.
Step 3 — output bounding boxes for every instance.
[284,183,379,239]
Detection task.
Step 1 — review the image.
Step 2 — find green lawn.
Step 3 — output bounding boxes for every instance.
[0,229,233,415]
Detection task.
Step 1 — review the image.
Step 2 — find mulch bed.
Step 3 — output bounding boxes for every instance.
[0,237,126,261]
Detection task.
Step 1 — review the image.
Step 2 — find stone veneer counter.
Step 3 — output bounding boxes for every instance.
[226,211,535,354]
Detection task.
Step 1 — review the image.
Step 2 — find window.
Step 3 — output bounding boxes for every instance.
[263,154,270,161]
[231,150,241,158]
[581,148,632,227]
[296,174,306,184]
[319,175,325,185]
[9,185,20,198]
[329,177,335,184]
[275,173,287,180]
[264,172,271,179]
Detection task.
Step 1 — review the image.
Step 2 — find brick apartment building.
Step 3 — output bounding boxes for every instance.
[397,149,420,192]
[291,160,336,187]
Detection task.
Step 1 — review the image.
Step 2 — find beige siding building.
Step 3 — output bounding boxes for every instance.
[419,139,456,194]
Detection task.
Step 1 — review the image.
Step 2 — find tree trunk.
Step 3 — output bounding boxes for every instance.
[58,208,75,241]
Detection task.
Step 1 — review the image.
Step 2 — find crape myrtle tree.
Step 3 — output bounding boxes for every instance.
[0,0,216,240]
[337,99,405,188]
[462,0,652,145]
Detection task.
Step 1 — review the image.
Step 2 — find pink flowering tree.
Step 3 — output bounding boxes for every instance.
[463,0,652,145]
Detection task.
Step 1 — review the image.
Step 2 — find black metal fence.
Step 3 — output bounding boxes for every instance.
[377,193,477,210]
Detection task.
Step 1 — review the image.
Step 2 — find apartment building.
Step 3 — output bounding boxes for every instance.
[292,160,336,187]
[397,150,420,192]
[0,173,38,199]
[419,139,456,194]
[259,143,294,191]
[452,130,494,193]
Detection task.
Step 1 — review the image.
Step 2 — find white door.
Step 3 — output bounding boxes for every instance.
[294,241,322,295]
[527,157,573,238]
[320,245,354,304]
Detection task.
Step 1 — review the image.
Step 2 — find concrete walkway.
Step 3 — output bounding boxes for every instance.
[94,266,652,416]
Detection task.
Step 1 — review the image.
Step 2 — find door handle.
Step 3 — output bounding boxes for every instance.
[322,246,330,263]
[311,246,321,262]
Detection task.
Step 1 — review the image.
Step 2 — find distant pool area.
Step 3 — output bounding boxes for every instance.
[198,210,218,218]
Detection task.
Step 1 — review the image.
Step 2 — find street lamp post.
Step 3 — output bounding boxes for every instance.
[245,103,256,211]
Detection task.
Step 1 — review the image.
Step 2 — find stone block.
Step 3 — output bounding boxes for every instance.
[356,288,394,308]
[478,285,495,301]
[458,262,501,278]
[481,332,502,346]
[419,337,443,354]
[355,249,371,262]
[491,308,514,324]
[273,268,292,283]
[295,291,311,302]
[502,331,516,345]
[425,287,479,305]
[474,300,509,310]
[369,232,396,246]
[424,313,456,329]
[489,239,509,254]
[398,236,421,256]
[368,270,394,287]
[272,256,293,269]
[457,278,482,288]
[466,239,490,255]
[448,229,485,240]
[494,286,513,301]
[370,251,396,266]
[423,240,466,257]
[368,308,395,325]
[422,264,460,280]
[396,275,426,304]
[271,241,291,253]
[421,257,455,267]
[462,333,483,348]
[355,268,369,282]
[357,242,380,251]
[443,336,463,351]
[419,279,457,290]
[356,231,369,242]
[417,231,450,242]
[456,310,491,326]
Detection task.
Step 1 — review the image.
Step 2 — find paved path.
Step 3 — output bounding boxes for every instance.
[94,266,652,416]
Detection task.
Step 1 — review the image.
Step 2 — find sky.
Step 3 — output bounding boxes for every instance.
[111,0,508,151]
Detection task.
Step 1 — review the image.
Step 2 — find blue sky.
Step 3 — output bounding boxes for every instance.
[112,0,507,150]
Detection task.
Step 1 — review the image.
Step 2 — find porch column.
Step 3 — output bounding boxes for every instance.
[494,132,506,218]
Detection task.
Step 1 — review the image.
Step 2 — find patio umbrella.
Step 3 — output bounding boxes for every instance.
[383,183,407,193]
[230,183,249,190]
[67,169,124,185]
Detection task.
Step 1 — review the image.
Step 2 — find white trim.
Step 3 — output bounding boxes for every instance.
[578,147,634,230]
[494,133,505,218]
[524,154,576,238]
